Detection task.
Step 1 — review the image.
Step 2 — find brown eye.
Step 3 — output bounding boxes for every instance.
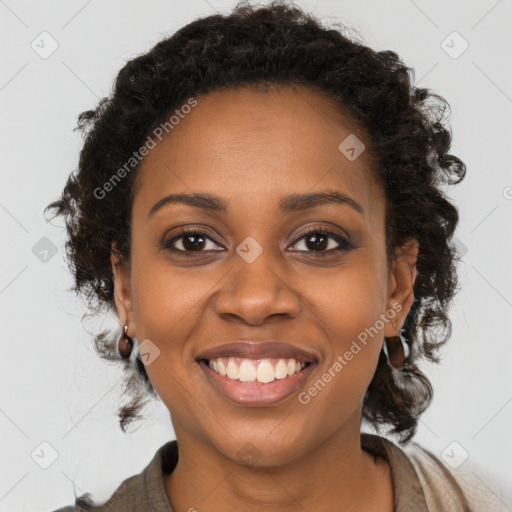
[162,227,352,255]
[163,230,224,252]
[289,228,351,254]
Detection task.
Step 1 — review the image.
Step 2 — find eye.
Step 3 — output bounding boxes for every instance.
[288,227,351,254]
[163,229,224,253]
[162,226,352,255]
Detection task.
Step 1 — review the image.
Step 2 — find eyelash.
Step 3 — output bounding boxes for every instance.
[162,226,352,256]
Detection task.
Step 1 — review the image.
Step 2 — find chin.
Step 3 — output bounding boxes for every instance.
[211,432,306,469]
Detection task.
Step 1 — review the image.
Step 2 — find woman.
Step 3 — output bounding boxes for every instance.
[46,2,504,510]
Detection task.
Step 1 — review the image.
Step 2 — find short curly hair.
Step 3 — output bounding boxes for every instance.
[45,0,465,444]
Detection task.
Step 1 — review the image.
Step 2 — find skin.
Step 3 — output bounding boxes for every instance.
[111,84,418,511]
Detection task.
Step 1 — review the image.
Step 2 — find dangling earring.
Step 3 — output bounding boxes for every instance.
[383,320,410,369]
[117,325,133,359]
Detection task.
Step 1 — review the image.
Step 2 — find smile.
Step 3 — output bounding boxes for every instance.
[207,356,308,382]
[198,357,316,406]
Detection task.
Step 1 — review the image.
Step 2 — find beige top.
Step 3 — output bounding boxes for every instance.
[52,433,510,511]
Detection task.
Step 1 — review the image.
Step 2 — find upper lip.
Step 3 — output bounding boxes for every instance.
[196,341,319,363]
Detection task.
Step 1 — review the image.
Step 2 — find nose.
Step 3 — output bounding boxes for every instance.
[213,245,301,326]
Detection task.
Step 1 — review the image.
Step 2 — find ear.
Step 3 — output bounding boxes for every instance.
[384,237,419,337]
[111,241,136,337]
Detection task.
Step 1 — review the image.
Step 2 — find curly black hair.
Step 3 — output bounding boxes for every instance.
[45,0,466,444]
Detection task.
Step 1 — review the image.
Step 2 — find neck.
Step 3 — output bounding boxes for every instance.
[164,420,393,511]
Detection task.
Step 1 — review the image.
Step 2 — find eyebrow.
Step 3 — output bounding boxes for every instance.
[148,189,364,218]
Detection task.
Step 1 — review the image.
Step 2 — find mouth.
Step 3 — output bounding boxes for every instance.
[200,356,313,382]
[196,340,318,363]
[195,341,319,406]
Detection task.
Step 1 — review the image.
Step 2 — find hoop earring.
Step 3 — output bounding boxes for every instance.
[117,325,133,359]
[383,322,410,369]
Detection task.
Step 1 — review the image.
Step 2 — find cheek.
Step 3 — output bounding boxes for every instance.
[296,281,386,432]
[300,258,387,400]
[128,256,207,426]
[130,250,214,344]
[308,256,389,346]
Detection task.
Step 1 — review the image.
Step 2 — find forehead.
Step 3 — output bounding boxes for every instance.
[133,84,383,221]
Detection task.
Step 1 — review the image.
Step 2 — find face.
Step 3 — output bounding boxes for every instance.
[112,84,418,467]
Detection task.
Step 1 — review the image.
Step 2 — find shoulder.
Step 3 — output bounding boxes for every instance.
[362,432,510,512]
[47,471,146,512]
[48,440,178,512]
[400,440,511,512]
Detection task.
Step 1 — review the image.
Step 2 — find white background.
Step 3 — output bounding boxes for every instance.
[1,0,511,510]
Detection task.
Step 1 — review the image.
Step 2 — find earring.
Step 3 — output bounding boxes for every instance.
[117,325,133,359]
[383,321,410,369]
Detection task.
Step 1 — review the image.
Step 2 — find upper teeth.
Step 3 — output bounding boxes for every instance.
[208,357,306,383]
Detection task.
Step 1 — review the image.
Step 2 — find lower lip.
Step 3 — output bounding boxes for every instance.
[197,360,317,406]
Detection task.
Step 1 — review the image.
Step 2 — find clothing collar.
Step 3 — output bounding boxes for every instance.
[142,434,428,512]
[361,433,428,511]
